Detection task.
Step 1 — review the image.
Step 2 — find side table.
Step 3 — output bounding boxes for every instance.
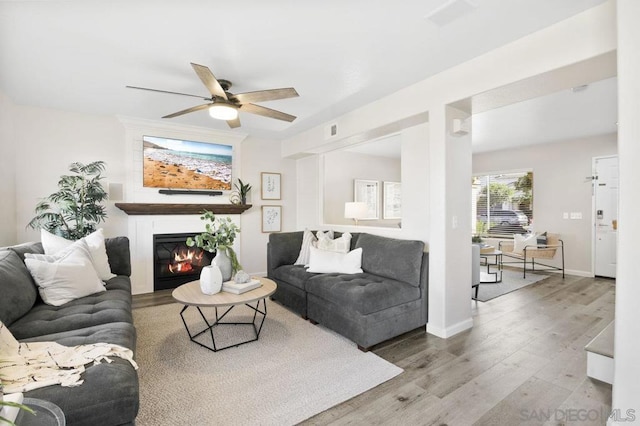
[479,250,503,283]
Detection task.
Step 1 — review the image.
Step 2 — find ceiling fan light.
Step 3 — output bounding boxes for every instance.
[208,103,238,120]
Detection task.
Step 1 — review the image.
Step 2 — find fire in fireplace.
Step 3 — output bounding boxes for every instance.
[167,247,205,274]
[153,233,214,291]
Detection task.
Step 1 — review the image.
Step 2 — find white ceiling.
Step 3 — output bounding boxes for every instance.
[0,0,610,147]
[472,77,618,153]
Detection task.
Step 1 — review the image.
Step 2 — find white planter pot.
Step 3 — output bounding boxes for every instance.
[199,264,223,295]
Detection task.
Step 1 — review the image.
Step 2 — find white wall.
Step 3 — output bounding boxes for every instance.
[13,106,127,242]
[473,134,617,276]
[612,0,640,422]
[0,91,17,246]
[323,150,400,227]
[239,135,297,275]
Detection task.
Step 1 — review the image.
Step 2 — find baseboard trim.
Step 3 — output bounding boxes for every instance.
[426,317,473,339]
[564,268,593,277]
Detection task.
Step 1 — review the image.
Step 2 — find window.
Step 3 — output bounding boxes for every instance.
[472,171,533,236]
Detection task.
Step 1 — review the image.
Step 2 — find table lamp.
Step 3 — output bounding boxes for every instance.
[344,202,368,226]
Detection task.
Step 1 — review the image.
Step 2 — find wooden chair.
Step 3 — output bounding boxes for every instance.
[498,233,565,278]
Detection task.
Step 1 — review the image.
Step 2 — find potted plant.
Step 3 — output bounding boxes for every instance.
[27,161,108,239]
[186,211,242,284]
[234,179,252,205]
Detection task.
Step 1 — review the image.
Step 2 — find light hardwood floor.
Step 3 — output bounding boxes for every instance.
[133,272,615,425]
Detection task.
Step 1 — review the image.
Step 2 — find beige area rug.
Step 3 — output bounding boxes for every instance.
[133,300,402,425]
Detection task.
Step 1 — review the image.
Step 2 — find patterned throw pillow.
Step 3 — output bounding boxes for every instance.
[316,232,352,254]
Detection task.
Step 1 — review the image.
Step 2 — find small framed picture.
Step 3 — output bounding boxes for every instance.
[354,179,379,220]
[261,172,281,200]
[262,205,282,233]
[383,181,402,219]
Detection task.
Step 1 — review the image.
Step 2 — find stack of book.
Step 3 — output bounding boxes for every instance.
[222,279,261,294]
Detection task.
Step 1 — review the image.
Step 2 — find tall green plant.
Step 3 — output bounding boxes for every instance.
[27,161,108,240]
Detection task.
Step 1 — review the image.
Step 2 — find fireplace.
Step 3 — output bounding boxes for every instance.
[153,233,214,291]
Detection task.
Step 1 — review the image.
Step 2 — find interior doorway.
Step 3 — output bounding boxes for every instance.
[593,155,618,278]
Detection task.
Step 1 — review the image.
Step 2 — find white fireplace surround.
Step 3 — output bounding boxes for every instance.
[128,215,241,294]
[119,117,247,295]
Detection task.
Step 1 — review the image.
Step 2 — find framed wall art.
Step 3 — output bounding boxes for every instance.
[383,181,402,219]
[261,172,281,200]
[262,205,282,233]
[354,179,379,220]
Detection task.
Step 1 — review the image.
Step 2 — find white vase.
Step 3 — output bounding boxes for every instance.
[214,249,233,281]
[199,264,223,295]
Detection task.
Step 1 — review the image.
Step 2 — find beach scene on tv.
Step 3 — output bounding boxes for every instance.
[143,136,232,190]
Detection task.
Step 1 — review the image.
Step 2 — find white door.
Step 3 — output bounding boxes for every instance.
[594,156,618,278]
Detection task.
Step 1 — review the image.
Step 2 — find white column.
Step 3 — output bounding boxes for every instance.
[427,104,473,338]
[611,0,640,423]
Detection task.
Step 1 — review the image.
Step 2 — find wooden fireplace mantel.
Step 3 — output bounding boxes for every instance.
[114,203,252,216]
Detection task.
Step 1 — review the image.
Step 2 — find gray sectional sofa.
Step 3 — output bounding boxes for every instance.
[267,231,428,350]
[0,237,138,426]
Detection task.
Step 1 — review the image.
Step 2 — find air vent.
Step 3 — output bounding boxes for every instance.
[325,123,338,139]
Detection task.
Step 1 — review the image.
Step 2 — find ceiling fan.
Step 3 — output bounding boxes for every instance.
[126,63,299,128]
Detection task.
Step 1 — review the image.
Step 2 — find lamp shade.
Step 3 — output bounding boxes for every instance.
[209,102,239,120]
[344,202,368,219]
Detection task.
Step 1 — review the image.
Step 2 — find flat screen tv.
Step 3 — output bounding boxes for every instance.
[142,135,233,191]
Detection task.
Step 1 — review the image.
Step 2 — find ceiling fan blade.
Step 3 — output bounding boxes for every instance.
[232,88,299,104]
[190,63,228,100]
[125,85,207,100]
[240,103,296,122]
[227,117,241,128]
[162,103,212,119]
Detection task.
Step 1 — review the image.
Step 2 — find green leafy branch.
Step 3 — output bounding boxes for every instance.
[186,211,242,272]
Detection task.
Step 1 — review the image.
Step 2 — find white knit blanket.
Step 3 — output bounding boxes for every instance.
[0,321,138,393]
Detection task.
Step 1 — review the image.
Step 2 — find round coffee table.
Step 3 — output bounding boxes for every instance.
[172,277,277,352]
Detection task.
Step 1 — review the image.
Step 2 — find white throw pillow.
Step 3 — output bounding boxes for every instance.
[41,228,116,281]
[513,233,538,255]
[306,246,363,274]
[316,232,352,254]
[294,229,318,266]
[25,239,106,306]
